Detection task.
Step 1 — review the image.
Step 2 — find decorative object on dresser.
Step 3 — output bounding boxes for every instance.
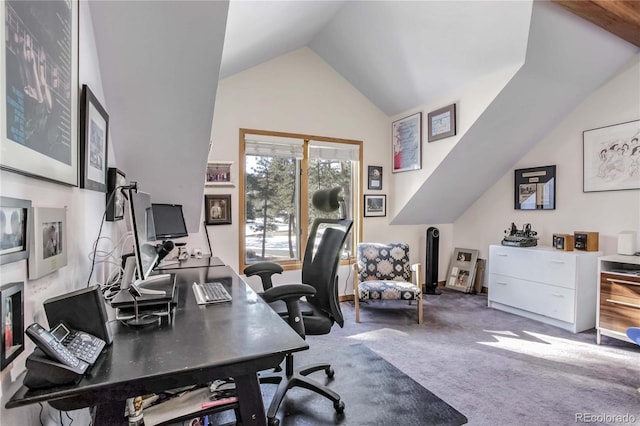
[574,231,599,251]
[596,255,640,344]
[445,248,479,293]
[617,231,638,255]
[501,222,538,247]
[514,165,556,210]
[552,234,574,251]
[488,245,601,333]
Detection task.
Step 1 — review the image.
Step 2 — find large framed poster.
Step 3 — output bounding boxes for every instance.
[392,112,422,173]
[1,1,79,186]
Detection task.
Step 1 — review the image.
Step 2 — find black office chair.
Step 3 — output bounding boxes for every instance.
[244,187,353,426]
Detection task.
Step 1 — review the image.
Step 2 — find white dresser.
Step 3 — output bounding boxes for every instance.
[487,245,600,333]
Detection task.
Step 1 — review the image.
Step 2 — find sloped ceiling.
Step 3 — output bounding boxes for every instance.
[89,0,638,231]
[89,1,229,231]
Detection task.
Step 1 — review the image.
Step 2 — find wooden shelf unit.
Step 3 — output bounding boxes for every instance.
[597,255,640,344]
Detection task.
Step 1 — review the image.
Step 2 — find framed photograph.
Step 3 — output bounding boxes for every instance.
[392,112,422,173]
[206,162,234,186]
[205,194,232,225]
[106,168,127,222]
[1,282,24,371]
[28,207,68,280]
[515,165,556,210]
[583,120,640,192]
[1,1,79,186]
[368,166,383,190]
[80,85,109,192]
[364,194,386,217]
[445,248,479,293]
[0,197,31,265]
[428,104,457,142]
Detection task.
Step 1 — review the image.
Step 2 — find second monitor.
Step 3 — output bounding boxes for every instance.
[152,204,188,241]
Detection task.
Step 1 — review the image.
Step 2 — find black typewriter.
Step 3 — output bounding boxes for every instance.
[501,222,538,247]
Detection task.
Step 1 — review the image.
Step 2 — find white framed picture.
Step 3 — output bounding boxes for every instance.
[28,207,67,279]
[205,162,234,186]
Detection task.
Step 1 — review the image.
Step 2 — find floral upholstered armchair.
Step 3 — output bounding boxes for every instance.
[353,242,423,324]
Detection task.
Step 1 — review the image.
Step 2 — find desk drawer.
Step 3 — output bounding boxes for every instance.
[599,298,640,334]
[490,274,575,322]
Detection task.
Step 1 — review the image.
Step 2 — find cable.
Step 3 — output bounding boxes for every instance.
[66,411,73,425]
[59,410,63,425]
[38,402,44,426]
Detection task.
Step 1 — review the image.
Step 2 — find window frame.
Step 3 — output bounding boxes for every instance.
[239,128,362,272]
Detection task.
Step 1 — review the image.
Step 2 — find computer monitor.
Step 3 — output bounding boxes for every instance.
[126,189,159,282]
[152,204,188,240]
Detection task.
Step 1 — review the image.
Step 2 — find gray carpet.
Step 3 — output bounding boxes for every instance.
[315,289,640,426]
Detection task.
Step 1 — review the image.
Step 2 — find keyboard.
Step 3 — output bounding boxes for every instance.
[193,281,232,305]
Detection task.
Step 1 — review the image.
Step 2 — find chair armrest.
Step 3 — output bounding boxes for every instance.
[261,284,316,338]
[243,262,284,290]
[410,262,422,287]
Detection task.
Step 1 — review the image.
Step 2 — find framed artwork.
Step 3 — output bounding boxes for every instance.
[445,248,479,293]
[368,166,383,190]
[80,85,109,192]
[364,194,386,217]
[392,112,422,173]
[106,168,127,222]
[0,196,31,265]
[514,165,556,210]
[1,282,24,371]
[205,194,232,225]
[1,1,79,186]
[583,120,640,192]
[428,104,457,142]
[206,162,234,186]
[28,207,68,279]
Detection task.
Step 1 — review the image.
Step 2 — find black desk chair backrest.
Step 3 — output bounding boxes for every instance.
[243,187,353,424]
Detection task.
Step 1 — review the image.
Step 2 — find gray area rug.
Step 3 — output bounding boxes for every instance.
[318,289,640,426]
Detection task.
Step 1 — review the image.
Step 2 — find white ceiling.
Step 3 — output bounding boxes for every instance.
[89,1,638,230]
[222,0,532,116]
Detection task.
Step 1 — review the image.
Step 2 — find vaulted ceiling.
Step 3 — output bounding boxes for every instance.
[89,1,639,229]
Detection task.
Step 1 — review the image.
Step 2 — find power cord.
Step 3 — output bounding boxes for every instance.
[38,402,44,426]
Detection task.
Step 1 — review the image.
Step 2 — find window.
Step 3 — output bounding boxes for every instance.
[240,129,361,271]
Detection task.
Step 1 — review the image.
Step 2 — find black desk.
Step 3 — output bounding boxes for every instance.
[6,266,308,425]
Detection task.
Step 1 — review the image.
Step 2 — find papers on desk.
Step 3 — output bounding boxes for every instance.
[143,387,237,426]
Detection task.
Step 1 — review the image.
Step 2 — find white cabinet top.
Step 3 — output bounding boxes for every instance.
[599,254,640,266]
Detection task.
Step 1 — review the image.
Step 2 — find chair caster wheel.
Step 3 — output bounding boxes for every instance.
[268,417,280,426]
[325,367,335,378]
[334,400,345,414]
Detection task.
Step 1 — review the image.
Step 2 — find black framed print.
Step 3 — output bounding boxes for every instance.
[364,194,386,217]
[106,168,127,222]
[80,85,109,192]
[368,166,383,190]
[514,165,556,210]
[1,281,24,371]
[205,194,232,225]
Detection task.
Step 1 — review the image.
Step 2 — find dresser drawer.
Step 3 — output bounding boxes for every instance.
[490,246,577,289]
[490,274,575,322]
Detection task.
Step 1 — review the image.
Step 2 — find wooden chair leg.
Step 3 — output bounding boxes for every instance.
[354,290,360,323]
[417,295,423,324]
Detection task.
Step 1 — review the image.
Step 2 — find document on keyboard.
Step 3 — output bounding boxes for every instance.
[192,282,232,305]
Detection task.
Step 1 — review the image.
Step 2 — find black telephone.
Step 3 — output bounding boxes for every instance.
[23,322,105,389]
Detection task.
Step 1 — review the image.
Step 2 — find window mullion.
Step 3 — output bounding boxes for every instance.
[300,140,310,258]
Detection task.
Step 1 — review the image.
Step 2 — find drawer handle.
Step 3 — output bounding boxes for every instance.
[605,298,640,309]
[551,293,564,297]
[606,278,640,286]
[550,260,565,264]
[497,254,508,257]
[495,281,508,285]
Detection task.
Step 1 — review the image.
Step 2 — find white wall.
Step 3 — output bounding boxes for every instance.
[454,53,640,267]
[1,4,118,424]
[204,47,425,293]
